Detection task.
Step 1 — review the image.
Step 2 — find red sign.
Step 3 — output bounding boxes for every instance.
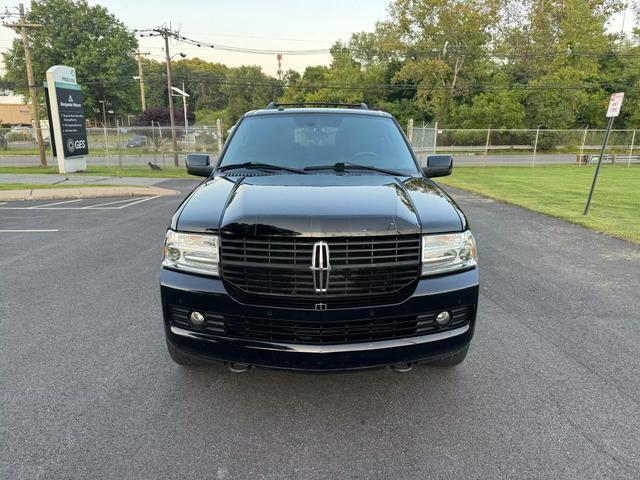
[606,92,624,118]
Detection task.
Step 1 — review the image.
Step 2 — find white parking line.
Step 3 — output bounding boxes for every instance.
[0,229,59,233]
[0,207,97,210]
[28,199,83,209]
[0,196,159,210]
[116,196,158,208]
[81,197,143,209]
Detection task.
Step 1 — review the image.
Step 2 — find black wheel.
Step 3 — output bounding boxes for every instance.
[166,340,210,367]
[428,345,469,367]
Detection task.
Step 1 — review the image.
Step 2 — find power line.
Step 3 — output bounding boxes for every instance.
[72,73,613,93]
[134,29,331,55]
[134,32,640,61]
[129,28,333,44]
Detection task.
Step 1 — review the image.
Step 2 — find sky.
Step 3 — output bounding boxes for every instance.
[0,0,391,76]
[0,0,636,77]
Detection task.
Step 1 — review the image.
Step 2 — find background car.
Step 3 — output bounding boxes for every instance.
[126,135,147,148]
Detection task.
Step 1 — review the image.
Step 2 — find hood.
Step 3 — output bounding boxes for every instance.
[175,174,463,236]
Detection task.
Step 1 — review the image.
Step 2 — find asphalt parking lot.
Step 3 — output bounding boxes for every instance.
[0,195,160,213]
[2,179,639,479]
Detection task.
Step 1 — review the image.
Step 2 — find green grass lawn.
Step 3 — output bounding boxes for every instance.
[0,183,118,190]
[438,164,640,244]
[0,165,191,178]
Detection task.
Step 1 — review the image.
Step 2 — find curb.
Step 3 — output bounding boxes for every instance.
[0,186,179,202]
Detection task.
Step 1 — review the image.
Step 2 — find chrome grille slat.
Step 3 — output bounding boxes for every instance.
[220,234,420,309]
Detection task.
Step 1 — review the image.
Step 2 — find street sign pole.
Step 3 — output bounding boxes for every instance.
[583,116,613,215]
[583,92,624,216]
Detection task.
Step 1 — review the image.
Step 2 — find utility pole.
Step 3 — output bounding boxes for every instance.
[4,3,47,167]
[158,27,179,166]
[276,53,283,82]
[136,51,150,112]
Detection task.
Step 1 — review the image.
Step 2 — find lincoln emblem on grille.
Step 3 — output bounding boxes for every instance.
[310,241,331,293]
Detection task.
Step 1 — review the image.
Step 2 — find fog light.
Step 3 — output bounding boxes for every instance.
[436,311,451,326]
[189,311,205,328]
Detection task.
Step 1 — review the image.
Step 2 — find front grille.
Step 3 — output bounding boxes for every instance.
[169,305,473,345]
[220,235,421,309]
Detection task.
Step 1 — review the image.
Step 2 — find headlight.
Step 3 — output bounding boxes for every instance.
[422,230,477,276]
[162,230,220,276]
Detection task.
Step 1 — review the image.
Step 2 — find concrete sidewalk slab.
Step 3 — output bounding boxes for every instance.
[0,173,173,186]
[0,186,178,201]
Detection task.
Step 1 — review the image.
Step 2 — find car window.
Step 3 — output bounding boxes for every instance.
[219,113,418,173]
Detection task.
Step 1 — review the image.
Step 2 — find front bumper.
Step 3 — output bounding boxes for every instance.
[160,268,479,371]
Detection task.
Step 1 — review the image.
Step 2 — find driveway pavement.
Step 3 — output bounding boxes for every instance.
[1,179,638,479]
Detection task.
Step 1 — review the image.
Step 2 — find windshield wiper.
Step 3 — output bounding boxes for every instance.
[304,162,406,176]
[217,162,307,174]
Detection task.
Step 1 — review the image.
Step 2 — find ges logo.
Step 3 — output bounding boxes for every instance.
[66,138,86,153]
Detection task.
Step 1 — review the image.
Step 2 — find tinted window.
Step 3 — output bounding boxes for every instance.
[219,113,418,174]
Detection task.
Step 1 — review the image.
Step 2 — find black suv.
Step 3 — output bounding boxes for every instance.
[161,103,478,372]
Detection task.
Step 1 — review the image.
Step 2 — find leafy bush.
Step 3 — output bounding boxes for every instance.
[5,130,31,141]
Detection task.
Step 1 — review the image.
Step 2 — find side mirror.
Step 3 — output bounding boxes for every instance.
[422,155,453,178]
[186,153,214,177]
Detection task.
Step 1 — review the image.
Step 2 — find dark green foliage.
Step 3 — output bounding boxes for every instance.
[3,0,638,129]
[2,0,138,119]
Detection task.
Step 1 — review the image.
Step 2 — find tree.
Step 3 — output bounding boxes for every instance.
[136,107,195,126]
[221,66,281,125]
[279,65,330,103]
[170,58,229,111]
[500,0,624,128]
[454,89,526,129]
[390,0,503,123]
[2,0,138,120]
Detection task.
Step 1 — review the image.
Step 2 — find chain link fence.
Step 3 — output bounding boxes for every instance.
[0,123,224,168]
[4,122,640,169]
[409,126,640,166]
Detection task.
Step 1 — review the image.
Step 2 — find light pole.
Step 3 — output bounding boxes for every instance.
[171,83,190,153]
[99,101,114,165]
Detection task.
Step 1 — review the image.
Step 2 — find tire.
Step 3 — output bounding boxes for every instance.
[166,340,210,367]
[428,345,469,367]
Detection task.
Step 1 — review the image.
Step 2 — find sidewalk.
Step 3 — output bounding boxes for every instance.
[0,173,170,187]
[0,186,178,201]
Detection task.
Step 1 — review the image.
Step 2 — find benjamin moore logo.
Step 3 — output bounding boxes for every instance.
[59,92,81,108]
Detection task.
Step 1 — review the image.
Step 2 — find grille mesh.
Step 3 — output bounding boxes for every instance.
[220,235,421,309]
[169,305,472,345]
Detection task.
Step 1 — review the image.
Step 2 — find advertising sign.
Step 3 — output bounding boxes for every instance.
[57,87,89,157]
[44,65,88,173]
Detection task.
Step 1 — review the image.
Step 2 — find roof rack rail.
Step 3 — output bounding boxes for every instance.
[265,101,369,111]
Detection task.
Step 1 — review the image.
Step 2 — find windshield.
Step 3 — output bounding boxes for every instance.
[219,113,419,174]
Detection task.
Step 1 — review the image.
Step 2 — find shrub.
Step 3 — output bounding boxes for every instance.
[5,130,31,141]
